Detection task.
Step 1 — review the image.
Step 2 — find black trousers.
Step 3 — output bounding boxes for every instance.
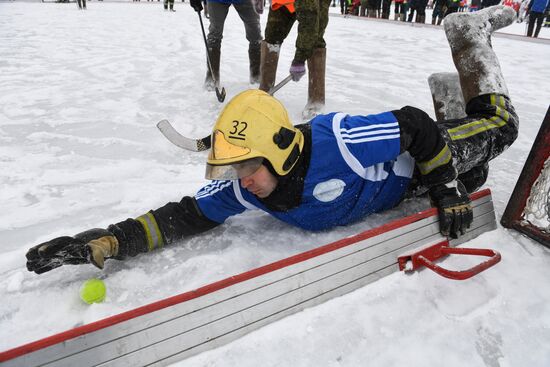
[341,0,349,14]
[399,94,518,194]
[527,11,545,37]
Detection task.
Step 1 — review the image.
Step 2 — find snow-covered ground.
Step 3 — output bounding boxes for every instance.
[0,2,549,366]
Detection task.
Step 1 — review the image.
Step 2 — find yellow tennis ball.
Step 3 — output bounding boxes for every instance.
[80,278,106,304]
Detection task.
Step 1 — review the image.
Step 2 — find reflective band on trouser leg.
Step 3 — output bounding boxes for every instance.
[136,213,165,252]
[417,144,452,175]
[447,94,509,141]
[492,94,510,122]
[438,93,518,177]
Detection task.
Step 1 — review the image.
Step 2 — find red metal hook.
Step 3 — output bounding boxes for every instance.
[398,241,501,280]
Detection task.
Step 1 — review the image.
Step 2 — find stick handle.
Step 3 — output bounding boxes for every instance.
[268,75,293,96]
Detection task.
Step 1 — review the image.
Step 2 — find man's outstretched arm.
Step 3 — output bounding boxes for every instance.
[26,197,220,274]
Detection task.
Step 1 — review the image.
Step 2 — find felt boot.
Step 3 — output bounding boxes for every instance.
[302,48,326,120]
[259,41,281,92]
[444,5,515,103]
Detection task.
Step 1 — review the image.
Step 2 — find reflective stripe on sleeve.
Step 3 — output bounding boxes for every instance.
[417,144,452,175]
[136,212,164,252]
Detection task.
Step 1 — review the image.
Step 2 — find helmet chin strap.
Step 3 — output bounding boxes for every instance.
[282,144,301,171]
[262,142,301,178]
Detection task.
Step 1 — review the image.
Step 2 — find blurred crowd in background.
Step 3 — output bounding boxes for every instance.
[38,0,550,38]
[338,0,550,37]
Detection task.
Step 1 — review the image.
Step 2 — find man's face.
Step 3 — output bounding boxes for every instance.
[240,165,278,198]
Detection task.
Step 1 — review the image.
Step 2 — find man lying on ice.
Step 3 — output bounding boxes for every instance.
[26,6,519,275]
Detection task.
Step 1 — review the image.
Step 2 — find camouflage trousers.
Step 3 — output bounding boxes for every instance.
[264,0,331,62]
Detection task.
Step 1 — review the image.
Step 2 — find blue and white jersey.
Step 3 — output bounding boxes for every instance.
[195,112,415,231]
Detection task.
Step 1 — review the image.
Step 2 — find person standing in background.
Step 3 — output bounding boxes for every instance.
[189,0,263,89]
[527,0,550,36]
[408,0,429,22]
[164,0,176,11]
[360,0,368,16]
[341,0,351,13]
[400,0,409,21]
[394,0,405,20]
[374,0,382,17]
[432,0,447,23]
[407,0,417,21]
[381,0,392,18]
[259,0,332,120]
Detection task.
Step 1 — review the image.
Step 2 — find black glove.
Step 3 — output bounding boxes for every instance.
[26,228,119,275]
[190,0,203,12]
[429,180,473,239]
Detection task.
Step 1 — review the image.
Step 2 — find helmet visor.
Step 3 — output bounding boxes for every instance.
[205,157,264,180]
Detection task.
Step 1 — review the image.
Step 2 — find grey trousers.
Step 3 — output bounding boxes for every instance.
[206,1,262,49]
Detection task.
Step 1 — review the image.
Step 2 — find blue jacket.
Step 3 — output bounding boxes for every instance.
[195,112,415,231]
[530,0,549,12]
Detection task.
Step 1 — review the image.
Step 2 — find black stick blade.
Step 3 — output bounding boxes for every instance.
[216,87,226,103]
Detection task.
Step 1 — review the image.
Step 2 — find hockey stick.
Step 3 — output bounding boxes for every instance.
[157,120,211,151]
[268,74,293,95]
[158,75,293,152]
[198,11,226,103]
